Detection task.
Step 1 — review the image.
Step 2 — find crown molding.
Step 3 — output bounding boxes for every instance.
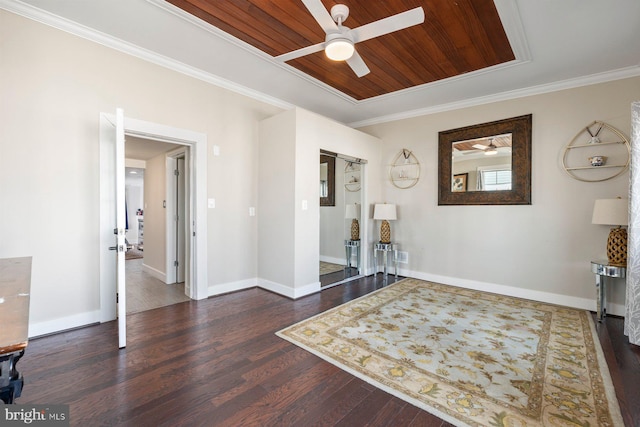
[0,0,294,111]
[349,65,640,128]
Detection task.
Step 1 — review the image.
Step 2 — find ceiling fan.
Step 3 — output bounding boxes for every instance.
[276,0,425,77]
[472,138,514,156]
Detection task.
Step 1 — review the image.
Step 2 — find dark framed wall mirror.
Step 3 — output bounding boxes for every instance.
[438,114,532,205]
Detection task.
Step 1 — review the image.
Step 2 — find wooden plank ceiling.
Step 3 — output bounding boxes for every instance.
[167,0,514,100]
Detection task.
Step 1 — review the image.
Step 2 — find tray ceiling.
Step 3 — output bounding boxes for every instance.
[167,0,515,100]
[4,0,639,125]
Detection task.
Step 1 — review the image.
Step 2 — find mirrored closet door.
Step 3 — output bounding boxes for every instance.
[319,151,365,288]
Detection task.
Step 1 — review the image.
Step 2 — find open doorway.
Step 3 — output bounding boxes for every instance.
[124,136,190,314]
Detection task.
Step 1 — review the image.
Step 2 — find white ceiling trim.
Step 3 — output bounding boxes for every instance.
[1,0,294,111]
[349,65,640,128]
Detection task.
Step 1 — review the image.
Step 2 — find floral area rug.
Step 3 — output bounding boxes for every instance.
[276,278,623,426]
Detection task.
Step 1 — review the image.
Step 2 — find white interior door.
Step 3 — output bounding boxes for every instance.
[99,108,127,348]
[114,108,127,348]
[115,108,127,348]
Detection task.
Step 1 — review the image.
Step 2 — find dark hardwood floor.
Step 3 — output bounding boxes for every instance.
[17,275,640,426]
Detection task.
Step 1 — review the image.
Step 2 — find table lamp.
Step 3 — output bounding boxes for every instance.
[592,198,629,266]
[373,203,397,244]
[345,203,360,241]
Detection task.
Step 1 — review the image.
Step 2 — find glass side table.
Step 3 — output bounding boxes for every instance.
[590,260,626,322]
[345,240,361,275]
[373,242,398,278]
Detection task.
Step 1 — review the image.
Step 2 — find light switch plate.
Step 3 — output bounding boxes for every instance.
[249,207,256,216]
[302,200,308,210]
[208,198,215,208]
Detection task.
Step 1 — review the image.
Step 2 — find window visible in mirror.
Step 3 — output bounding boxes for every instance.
[320,162,328,197]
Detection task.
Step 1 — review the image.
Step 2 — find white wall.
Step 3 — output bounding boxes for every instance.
[257,109,297,292]
[360,77,640,315]
[142,154,166,279]
[258,108,383,297]
[0,10,282,334]
[295,109,383,276]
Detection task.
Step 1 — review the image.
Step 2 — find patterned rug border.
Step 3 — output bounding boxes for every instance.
[275,278,623,427]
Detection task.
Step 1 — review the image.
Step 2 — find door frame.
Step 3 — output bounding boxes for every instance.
[99,113,208,323]
[165,149,188,288]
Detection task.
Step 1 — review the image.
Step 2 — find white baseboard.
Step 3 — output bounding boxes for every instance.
[29,271,625,339]
[257,278,320,299]
[208,278,257,297]
[29,310,101,338]
[399,268,610,314]
[142,263,167,283]
[207,277,320,300]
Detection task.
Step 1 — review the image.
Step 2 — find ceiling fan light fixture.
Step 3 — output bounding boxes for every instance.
[325,36,354,61]
[484,146,498,156]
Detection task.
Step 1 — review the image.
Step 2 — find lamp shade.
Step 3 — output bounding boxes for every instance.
[592,198,629,226]
[345,204,360,219]
[373,204,397,221]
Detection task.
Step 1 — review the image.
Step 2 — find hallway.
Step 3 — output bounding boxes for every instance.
[125,257,189,314]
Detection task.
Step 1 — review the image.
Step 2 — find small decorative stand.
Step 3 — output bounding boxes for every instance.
[562,121,630,182]
[373,242,398,279]
[389,149,420,189]
[590,260,626,322]
[344,240,361,276]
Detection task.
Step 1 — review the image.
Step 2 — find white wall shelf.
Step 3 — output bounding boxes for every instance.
[562,121,630,182]
[389,149,420,189]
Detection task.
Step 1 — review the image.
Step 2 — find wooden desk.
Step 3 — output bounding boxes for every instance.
[0,257,32,403]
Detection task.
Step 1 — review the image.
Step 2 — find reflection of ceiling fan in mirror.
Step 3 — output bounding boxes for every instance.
[472,136,512,156]
[277,0,425,77]
[473,138,499,156]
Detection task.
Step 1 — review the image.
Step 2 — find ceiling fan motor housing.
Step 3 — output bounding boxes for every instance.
[330,4,349,24]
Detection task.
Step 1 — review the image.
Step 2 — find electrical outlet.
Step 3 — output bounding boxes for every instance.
[397,251,409,264]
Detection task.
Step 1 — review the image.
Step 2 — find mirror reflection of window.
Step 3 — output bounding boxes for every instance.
[477,166,512,191]
[320,162,328,197]
[451,133,512,192]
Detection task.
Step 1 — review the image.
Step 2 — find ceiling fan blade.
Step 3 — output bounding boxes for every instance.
[276,42,325,62]
[346,50,370,77]
[301,0,339,34]
[350,7,425,43]
[472,144,488,150]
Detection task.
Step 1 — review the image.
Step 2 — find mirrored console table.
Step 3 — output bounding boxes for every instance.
[590,260,626,322]
[373,242,398,278]
[345,240,361,274]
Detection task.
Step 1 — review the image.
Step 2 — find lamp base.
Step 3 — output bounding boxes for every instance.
[350,219,360,241]
[380,220,391,244]
[607,227,627,266]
